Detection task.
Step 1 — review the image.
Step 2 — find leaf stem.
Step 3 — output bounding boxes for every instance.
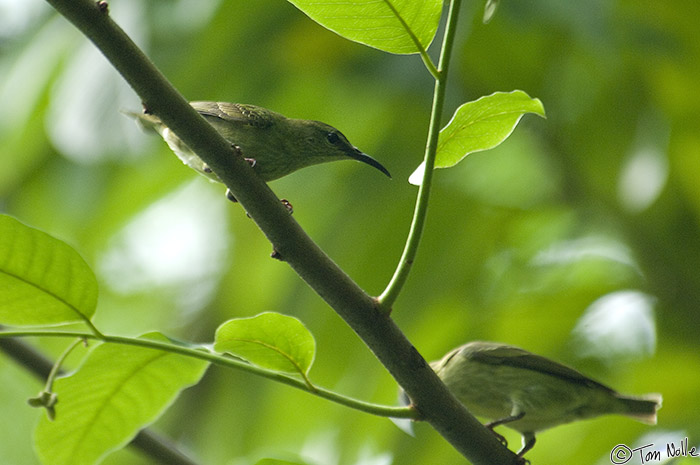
[82,316,105,339]
[0,330,415,420]
[382,0,439,78]
[26,338,84,420]
[44,338,84,392]
[378,0,462,310]
[419,49,440,80]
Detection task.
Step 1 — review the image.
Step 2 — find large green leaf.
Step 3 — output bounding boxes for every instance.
[0,215,98,326]
[287,0,443,54]
[34,333,209,465]
[214,312,315,376]
[410,91,545,185]
[437,91,546,168]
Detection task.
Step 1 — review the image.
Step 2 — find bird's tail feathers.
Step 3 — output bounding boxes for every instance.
[618,393,663,425]
[121,110,163,133]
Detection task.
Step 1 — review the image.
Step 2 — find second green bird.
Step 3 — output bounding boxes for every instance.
[428,341,662,460]
[131,101,391,182]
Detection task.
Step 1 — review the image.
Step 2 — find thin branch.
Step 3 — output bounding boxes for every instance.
[43,337,83,392]
[39,1,519,463]
[378,0,461,309]
[0,329,414,420]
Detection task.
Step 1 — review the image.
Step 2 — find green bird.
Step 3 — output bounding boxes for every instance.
[425,341,662,460]
[130,101,391,189]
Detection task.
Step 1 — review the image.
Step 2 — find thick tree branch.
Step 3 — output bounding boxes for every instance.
[40,1,519,463]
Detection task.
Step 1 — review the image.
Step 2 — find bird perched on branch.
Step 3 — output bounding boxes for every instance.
[129,101,391,195]
[406,341,662,462]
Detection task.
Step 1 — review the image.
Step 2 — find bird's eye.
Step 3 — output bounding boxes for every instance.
[326,132,341,145]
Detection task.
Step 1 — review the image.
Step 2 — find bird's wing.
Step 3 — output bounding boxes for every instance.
[466,343,616,392]
[190,102,274,129]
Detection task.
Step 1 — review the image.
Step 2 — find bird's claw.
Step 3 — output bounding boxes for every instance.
[280,199,293,214]
[225,189,238,203]
[270,249,284,261]
[268,199,292,260]
[486,428,508,447]
[223,148,291,256]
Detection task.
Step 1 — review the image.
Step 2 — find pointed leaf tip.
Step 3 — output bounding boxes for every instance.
[483,0,500,24]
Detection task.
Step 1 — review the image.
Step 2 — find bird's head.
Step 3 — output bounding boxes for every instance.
[291,119,391,178]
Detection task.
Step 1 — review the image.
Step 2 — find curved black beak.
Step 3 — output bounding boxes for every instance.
[350,148,391,178]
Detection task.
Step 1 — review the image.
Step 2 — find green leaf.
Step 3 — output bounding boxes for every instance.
[437,90,546,168]
[0,215,98,326]
[214,312,315,376]
[287,0,443,54]
[34,333,209,465]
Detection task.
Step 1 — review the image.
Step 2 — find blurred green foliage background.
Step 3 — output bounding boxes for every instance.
[1,1,699,464]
